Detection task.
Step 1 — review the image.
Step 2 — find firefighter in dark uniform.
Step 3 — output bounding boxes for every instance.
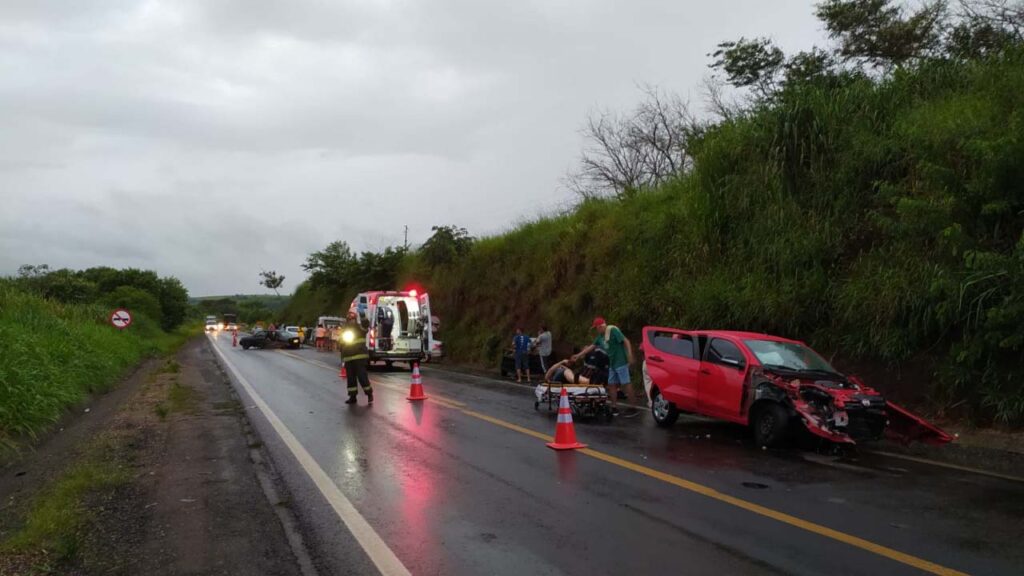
[341,311,373,404]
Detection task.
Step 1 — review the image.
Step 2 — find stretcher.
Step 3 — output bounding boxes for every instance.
[534,382,613,421]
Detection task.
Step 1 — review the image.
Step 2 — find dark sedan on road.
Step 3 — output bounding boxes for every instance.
[240,329,301,350]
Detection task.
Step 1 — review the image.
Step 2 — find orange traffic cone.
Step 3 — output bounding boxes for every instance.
[339,363,347,379]
[547,388,586,450]
[407,362,428,401]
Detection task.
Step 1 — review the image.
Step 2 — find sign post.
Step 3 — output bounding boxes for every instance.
[110,308,133,330]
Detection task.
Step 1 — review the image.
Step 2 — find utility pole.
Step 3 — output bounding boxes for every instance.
[404,225,409,250]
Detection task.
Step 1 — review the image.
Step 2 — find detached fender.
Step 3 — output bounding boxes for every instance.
[750,384,855,444]
[789,400,856,444]
[885,401,953,445]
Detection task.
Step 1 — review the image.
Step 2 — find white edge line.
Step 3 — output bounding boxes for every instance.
[867,450,1024,484]
[208,335,411,576]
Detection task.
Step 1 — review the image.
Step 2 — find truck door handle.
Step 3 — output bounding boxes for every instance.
[648,355,664,363]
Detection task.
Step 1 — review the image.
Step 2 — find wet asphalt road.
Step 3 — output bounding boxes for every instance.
[207,332,1023,576]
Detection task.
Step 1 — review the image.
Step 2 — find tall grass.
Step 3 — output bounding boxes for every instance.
[394,50,1024,425]
[0,280,193,448]
[283,50,1024,425]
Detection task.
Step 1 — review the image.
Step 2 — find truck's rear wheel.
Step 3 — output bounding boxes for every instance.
[651,388,679,427]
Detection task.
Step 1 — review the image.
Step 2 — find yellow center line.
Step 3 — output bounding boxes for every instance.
[274,347,968,576]
[577,448,966,576]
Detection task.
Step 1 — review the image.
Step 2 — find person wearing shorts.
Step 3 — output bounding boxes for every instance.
[315,324,326,352]
[573,317,637,417]
[536,325,553,372]
[512,327,532,383]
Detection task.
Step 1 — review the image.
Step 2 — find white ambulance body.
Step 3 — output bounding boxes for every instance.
[348,290,442,365]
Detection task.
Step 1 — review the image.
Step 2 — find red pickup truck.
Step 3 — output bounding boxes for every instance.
[640,327,952,448]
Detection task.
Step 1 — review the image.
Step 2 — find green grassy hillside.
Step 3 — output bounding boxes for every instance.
[0,280,192,449]
[284,48,1024,425]
[396,50,1024,424]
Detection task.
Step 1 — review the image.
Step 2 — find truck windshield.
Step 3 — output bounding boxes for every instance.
[743,340,839,375]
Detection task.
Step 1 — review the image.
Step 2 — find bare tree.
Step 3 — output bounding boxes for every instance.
[567,86,703,200]
[958,0,1024,40]
[701,76,744,122]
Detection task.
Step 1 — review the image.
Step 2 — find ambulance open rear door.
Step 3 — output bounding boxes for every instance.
[418,292,436,360]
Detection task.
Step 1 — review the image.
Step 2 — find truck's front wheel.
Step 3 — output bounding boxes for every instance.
[752,402,791,448]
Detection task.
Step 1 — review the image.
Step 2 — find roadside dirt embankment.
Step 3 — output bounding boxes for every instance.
[0,338,314,576]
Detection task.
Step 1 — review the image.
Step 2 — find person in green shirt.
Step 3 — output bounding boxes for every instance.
[573,316,637,417]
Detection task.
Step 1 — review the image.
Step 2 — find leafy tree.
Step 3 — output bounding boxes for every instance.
[258,270,286,296]
[353,246,407,290]
[80,267,161,296]
[103,285,162,323]
[17,264,50,279]
[13,264,189,329]
[157,277,190,330]
[40,269,97,304]
[303,241,357,290]
[948,1,1023,58]
[709,37,786,99]
[196,298,239,317]
[783,48,840,86]
[815,0,947,67]
[238,299,274,324]
[419,226,474,268]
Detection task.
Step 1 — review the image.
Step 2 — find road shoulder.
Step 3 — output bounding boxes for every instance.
[0,338,314,575]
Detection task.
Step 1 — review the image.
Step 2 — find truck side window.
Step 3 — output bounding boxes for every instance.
[651,331,694,359]
[706,338,745,368]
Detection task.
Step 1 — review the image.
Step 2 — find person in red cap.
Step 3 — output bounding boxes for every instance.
[573,317,637,417]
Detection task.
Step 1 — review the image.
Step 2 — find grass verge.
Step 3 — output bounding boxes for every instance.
[0,434,131,573]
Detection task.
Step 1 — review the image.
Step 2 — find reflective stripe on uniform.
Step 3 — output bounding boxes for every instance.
[343,353,369,362]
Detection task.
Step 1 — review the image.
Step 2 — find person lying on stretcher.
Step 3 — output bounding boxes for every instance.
[545,358,591,385]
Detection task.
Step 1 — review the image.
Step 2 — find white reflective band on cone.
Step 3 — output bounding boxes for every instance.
[557,413,573,424]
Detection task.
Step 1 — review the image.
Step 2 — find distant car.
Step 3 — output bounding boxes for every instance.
[641,327,953,448]
[205,320,217,333]
[239,329,301,350]
[225,322,239,332]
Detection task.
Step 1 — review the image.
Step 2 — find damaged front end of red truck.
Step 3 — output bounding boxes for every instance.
[746,368,953,446]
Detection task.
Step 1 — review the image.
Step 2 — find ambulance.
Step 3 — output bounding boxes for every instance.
[347,289,442,366]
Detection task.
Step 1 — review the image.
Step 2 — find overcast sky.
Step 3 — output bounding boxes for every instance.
[1,0,826,296]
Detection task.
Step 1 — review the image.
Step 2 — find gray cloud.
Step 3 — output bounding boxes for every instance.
[0,0,825,295]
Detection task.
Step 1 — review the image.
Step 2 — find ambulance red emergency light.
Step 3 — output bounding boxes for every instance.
[348,289,442,367]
